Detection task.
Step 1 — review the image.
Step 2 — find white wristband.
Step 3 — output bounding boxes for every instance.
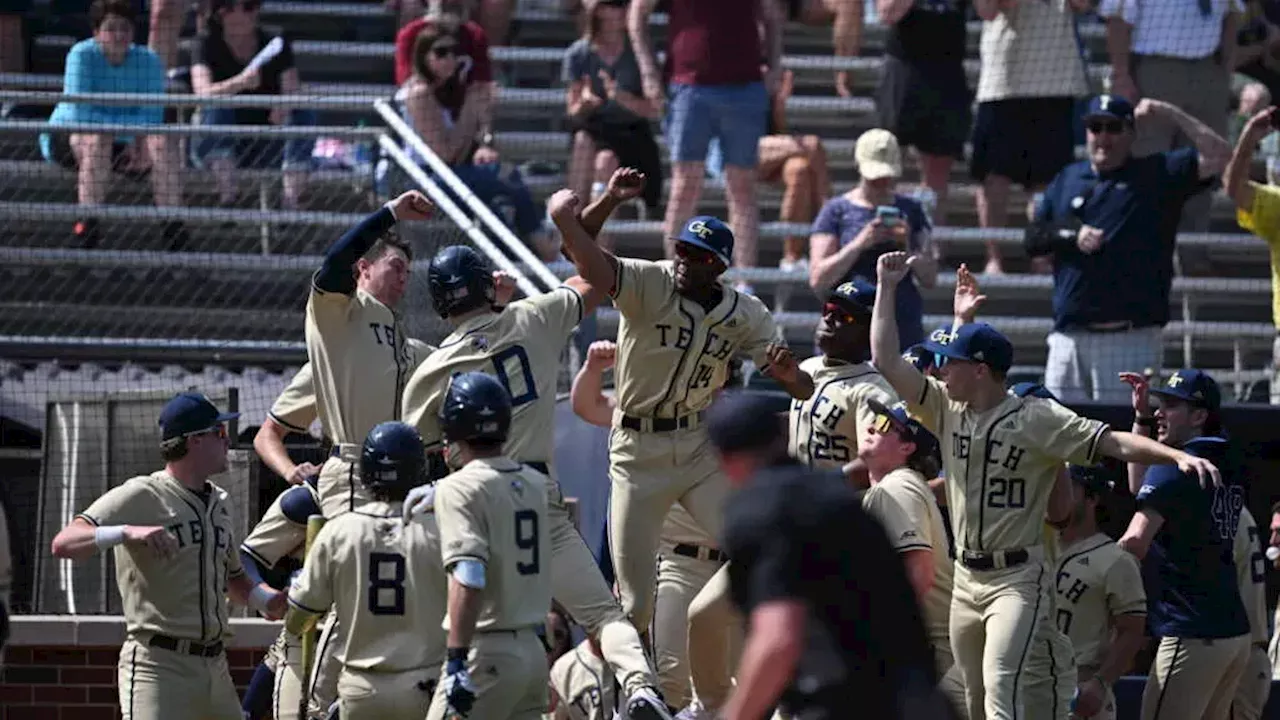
[248,585,274,614]
[93,526,127,549]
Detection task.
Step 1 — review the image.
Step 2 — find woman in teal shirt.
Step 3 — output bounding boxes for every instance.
[41,0,185,248]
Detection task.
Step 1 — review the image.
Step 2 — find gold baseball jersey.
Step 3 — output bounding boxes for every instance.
[77,471,243,642]
[288,502,448,672]
[872,467,954,642]
[306,285,415,446]
[661,503,717,549]
[402,287,584,461]
[609,258,782,418]
[862,483,931,556]
[240,484,320,572]
[549,641,618,720]
[1053,532,1147,669]
[435,457,552,631]
[910,379,1109,552]
[788,357,897,469]
[271,363,318,434]
[1235,508,1269,645]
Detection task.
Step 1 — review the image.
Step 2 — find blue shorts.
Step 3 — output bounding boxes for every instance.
[666,81,767,167]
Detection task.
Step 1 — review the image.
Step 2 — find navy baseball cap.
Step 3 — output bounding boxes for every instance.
[158,392,239,441]
[867,398,939,461]
[1010,382,1058,402]
[1149,369,1221,410]
[827,279,876,314]
[676,216,734,267]
[1084,94,1135,124]
[706,391,785,454]
[921,323,1014,374]
[903,344,935,372]
[1069,464,1110,496]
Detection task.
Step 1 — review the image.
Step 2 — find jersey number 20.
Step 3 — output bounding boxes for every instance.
[367,552,407,616]
[515,509,541,575]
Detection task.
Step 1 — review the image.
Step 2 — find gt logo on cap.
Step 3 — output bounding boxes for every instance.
[686,220,714,239]
[1168,374,1184,387]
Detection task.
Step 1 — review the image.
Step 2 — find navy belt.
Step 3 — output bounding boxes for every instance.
[148,634,224,657]
[526,461,549,474]
[673,543,726,563]
[621,414,698,432]
[960,548,1029,571]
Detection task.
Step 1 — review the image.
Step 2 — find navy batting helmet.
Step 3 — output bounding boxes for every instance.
[360,421,428,494]
[427,245,495,319]
[438,372,512,444]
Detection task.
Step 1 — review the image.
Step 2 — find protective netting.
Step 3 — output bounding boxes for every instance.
[2,0,1279,616]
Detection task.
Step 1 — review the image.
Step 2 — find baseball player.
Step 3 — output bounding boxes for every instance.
[870,251,1221,720]
[549,636,620,720]
[554,180,815,655]
[306,189,434,519]
[860,399,967,714]
[426,371,552,720]
[50,392,287,720]
[286,421,448,719]
[254,363,325,487]
[1268,502,1280,678]
[402,171,669,720]
[569,339,732,711]
[1052,466,1147,720]
[1231,505,1271,720]
[1114,369,1251,720]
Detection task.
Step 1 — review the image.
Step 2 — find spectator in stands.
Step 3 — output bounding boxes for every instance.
[1100,0,1236,233]
[875,0,971,226]
[1231,83,1279,159]
[562,0,662,232]
[808,129,937,349]
[405,23,551,257]
[1025,94,1229,403]
[39,0,185,249]
[775,0,864,97]
[0,1,27,82]
[1235,0,1280,100]
[1225,105,1280,404]
[629,0,782,276]
[708,68,831,309]
[190,0,315,211]
[970,0,1092,275]
[392,0,514,46]
[148,0,185,69]
[394,0,499,166]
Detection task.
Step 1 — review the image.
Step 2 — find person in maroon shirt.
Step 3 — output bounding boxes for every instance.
[628,0,782,276]
[394,0,499,165]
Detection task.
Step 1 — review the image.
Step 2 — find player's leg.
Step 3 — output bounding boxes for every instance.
[118,639,215,720]
[510,630,554,720]
[428,630,538,720]
[1140,635,1245,720]
[317,455,356,519]
[1018,626,1075,720]
[1228,644,1272,720]
[207,651,246,720]
[932,639,969,720]
[609,430,684,632]
[307,612,344,719]
[653,546,722,708]
[271,629,306,720]
[545,474,660,699]
[685,563,741,713]
[977,566,1054,720]
[948,570,988,720]
[1201,636,1251,720]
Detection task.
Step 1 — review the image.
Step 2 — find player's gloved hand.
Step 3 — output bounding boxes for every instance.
[442,653,476,718]
[403,484,437,520]
[1071,677,1106,718]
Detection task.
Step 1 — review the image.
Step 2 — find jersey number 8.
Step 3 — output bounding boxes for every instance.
[515,509,541,575]
[368,552,407,616]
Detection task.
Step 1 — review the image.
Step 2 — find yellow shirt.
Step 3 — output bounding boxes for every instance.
[1236,181,1280,327]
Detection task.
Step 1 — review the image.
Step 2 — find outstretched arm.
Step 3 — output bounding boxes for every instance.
[870,252,927,403]
[314,191,434,293]
[570,342,618,428]
[549,189,618,295]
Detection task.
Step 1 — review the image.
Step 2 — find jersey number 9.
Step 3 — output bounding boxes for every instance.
[368,552,407,616]
[515,509,541,575]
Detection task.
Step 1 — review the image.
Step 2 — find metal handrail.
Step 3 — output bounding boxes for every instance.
[0,90,387,111]
[378,136,544,299]
[373,98,561,293]
[0,118,378,139]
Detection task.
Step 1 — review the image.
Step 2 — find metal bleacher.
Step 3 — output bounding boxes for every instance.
[0,0,1275,395]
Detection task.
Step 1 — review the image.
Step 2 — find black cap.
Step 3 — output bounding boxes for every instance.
[706,391,786,454]
[158,392,239,441]
[1068,465,1109,496]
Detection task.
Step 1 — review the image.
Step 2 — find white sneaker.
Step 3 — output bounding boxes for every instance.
[627,687,674,720]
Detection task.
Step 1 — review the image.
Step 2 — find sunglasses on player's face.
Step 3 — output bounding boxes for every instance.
[1086,119,1126,135]
[821,302,859,325]
[675,243,719,266]
[185,424,228,441]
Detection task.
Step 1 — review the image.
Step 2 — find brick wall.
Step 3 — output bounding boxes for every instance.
[0,646,268,719]
[0,616,279,720]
